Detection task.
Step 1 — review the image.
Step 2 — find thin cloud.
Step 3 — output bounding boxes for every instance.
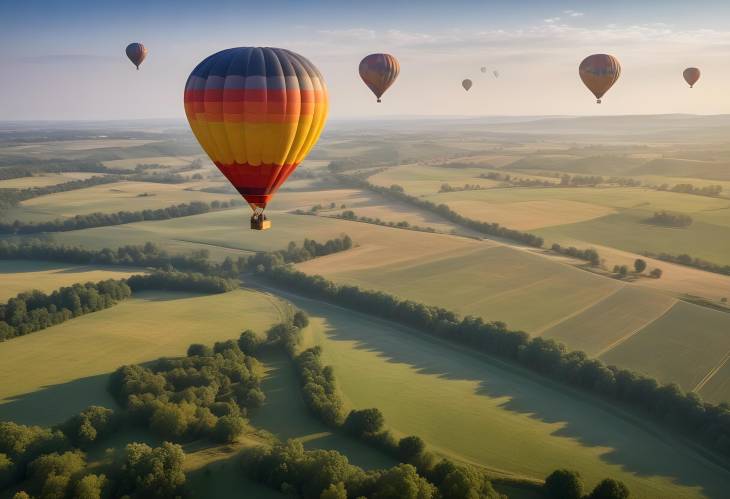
[564,10,584,17]
[15,54,117,64]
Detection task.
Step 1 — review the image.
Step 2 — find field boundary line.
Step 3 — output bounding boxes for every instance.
[595,299,677,357]
[693,350,730,393]
[533,285,625,336]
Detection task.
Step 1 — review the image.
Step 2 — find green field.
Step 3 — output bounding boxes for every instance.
[542,286,677,356]
[536,211,730,266]
[601,301,730,397]
[0,260,143,301]
[267,287,730,499]
[0,289,285,425]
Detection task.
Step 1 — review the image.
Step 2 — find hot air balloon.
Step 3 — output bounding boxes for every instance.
[480,66,487,74]
[683,67,700,88]
[579,54,621,103]
[462,79,473,91]
[493,70,499,79]
[184,47,328,230]
[359,53,399,103]
[126,43,147,70]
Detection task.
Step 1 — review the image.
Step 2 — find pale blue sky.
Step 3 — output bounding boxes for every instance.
[2,0,730,119]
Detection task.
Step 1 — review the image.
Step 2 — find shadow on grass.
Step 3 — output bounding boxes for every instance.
[275,290,730,499]
[249,349,396,471]
[187,454,286,499]
[0,373,117,426]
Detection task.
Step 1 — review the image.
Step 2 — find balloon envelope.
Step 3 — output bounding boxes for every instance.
[183,47,328,210]
[683,67,700,88]
[462,79,473,91]
[126,43,147,69]
[493,70,499,78]
[579,54,621,103]
[359,53,400,102]
[480,66,487,73]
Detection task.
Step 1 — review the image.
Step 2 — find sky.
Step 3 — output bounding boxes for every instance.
[3,0,730,120]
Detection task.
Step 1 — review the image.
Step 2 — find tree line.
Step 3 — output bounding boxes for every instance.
[657,183,723,198]
[126,270,238,294]
[644,251,730,277]
[335,175,544,247]
[644,210,693,228]
[550,244,601,266]
[0,199,243,234]
[0,279,132,342]
[259,264,730,461]
[0,236,354,278]
[332,210,438,233]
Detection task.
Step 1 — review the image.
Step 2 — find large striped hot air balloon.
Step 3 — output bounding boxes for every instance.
[579,54,621,103]
[125,43,147,70]
[359,53,400,103]
[184,47,328,230]
[683,67,700,88]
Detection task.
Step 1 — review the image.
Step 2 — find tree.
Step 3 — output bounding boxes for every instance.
[12,493,31,499]
[633,259,647,273]
[344,408,385,437]
[320,482,348,499]
[588,478,630,499]
[398,436,426,463]
[213,416,246,443]
[650,268,663,279]
[238,330,259,355]
[373,463,436,499]
[74,474,107,499]
[293,310,310,329]
[187,343,213,357]
[0,453,13,489]
[543,469,583,499]
[116,442,186,498]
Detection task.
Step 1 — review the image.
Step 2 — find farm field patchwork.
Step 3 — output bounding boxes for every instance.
[0,289,285,426]
[0,172,104,188]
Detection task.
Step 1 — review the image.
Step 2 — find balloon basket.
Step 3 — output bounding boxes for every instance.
[250,215,271,231]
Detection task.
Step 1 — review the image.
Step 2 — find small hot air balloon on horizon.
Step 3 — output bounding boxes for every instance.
[493,69,499,79]
[480,66,487,74]
[184,47,328,230]
[462,79,473,91]
[359,53,400,103]
[125,42,147,70]
[683,67,701,88]
[579,54,621,104]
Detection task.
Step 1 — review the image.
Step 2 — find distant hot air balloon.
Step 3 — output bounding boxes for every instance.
[579,54,621,103]
[481,66,487,74]
[462,79,473,91]
[125,43,147,70]
[184,47,328,230]
[359,53,400,103]
[493,70,499,79]
[683,67,700,88]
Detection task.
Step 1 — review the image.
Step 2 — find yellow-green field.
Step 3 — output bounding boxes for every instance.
[0,289,285,425]
[17,180,229,220]
[270,288,730,499]
[0,260,143,301]
[369,164,498,196]
[0,172,103,188]
[102,155,203,170]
